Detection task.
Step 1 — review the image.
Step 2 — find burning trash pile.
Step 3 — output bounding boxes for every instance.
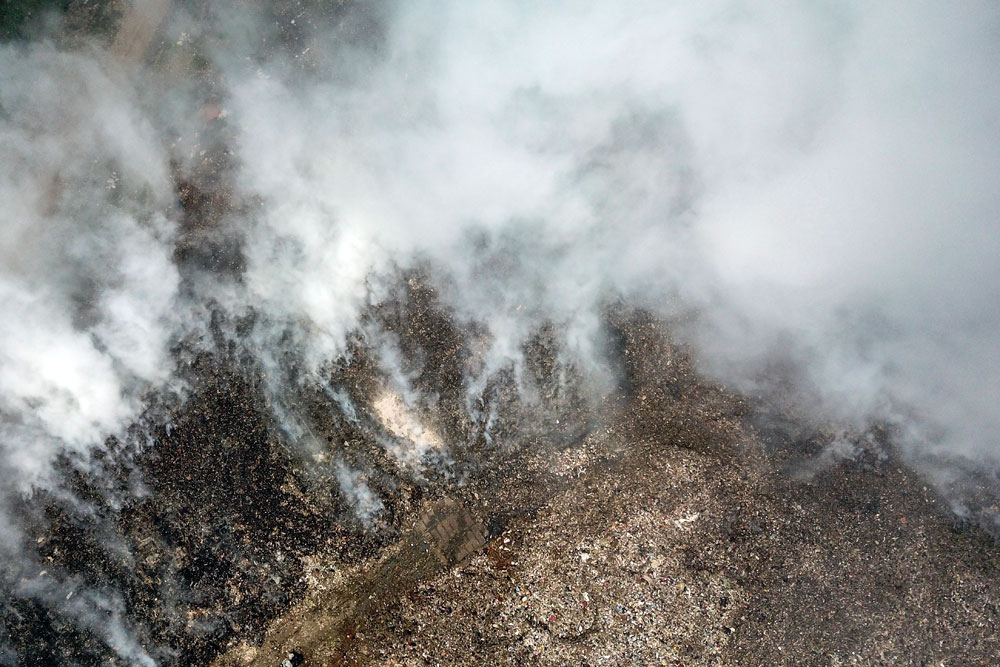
[1,1,1000,665]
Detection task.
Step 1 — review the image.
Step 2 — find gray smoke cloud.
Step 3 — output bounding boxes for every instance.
[1,0,1000,546]
[226,1,1000,481]
[0,40,179,494]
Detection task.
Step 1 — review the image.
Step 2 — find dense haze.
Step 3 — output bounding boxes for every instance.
[1,0,999,580]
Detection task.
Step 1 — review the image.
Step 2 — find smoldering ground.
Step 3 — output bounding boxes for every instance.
[1,0,1000,664]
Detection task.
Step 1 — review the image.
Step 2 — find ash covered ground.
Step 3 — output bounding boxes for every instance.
[2,2,1000,666]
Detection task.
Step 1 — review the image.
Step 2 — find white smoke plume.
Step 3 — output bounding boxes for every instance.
[1,0,999,538]
[0,40,179,493]
[334,459,383,524]
[16,574,157,667]
[226,1,1000,483]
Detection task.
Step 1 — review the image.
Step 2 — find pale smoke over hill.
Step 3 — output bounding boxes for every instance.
[0,42,180,494]
[1,0,1000,545]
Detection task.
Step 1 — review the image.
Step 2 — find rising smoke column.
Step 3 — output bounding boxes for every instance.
[0,40,180,495]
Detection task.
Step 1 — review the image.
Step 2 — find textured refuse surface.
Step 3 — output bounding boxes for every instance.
[217,386,1000,666]
[2,3,998,665]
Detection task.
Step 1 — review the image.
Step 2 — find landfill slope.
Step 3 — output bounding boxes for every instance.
[2,3,998,665]
[218,313,1000,666]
